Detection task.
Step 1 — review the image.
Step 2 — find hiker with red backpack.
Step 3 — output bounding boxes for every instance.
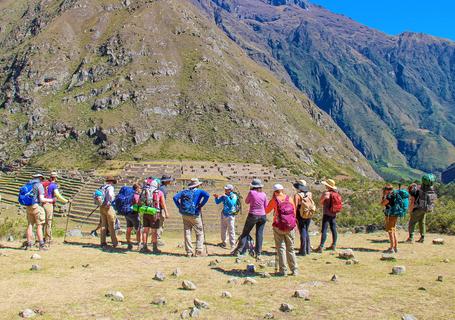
[173,178,210,257]
[314,179,342,253]
[266,184,299,276]
[140,179,168,253]
[42,172,71,245]
[293,180,316,256]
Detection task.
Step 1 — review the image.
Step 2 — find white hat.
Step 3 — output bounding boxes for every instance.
[50,172,58,177]
[224,184,234,190]
[188,178,203,188]
[33,173,44,179]
[273,184,284,192]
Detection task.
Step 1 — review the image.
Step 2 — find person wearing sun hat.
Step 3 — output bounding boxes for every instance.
[214,184,239,249]
[293,179,315,256]
[314,178,341,253]
[99,176,119,248]
[173,178,210,257]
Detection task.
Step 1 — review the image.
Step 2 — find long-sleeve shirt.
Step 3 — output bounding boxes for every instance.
[102,184,115,206]
[173,188,210,215]
[215,193,238,217]
[43,181,69,203]
[245,190,268,216]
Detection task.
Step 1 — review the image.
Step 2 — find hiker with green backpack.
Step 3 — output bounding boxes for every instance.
[381,183,409,253]
[406,174,438,244]
[214,184,241,249]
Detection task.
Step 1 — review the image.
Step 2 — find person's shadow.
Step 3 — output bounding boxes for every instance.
[211,267,259,278]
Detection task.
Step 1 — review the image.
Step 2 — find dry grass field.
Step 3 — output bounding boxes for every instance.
[0,222,454,320]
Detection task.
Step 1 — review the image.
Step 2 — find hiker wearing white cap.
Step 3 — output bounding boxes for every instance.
[293,180,316,256]
[266,184,298,276]
[19,174,54,250]
[314,179,343,253]
[232,179,268,259]
[173,178,210,257]
[214,184,241,249]
[42,172,71,244]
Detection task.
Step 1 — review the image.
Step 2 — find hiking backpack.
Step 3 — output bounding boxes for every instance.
[18,182,38,206]
[232,191,242,215]
[298,192,316,219]
[273,196,297,232]
[239,234,255,256]
[386,189,409,217]
[179,189,197,215]
[113,186,135,215]
[328,191,343,215]
[416,187,437,212]
[141,187,160,209]
[93,185,107,206]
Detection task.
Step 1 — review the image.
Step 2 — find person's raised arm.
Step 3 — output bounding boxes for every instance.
[54,188,69,203]
[214,195,224,205]
[265,198,276,214]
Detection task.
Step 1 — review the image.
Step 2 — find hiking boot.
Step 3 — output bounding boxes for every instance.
[383,248,395,254]
[291,269,300,276]
[325,245,336,251]
[23,241,34,250]
[393,248,399,253]
[39,244,48,251]
[231,249,240,257]
[313,246,323,253]
[275,271,287,277]
[127,244,133,250]
[152,243,162,254]
[405,238,414,244]
[140,245,151,253]
[416,237,425,243]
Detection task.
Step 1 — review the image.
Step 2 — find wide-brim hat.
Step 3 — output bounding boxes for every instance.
[160,175,174,182]
[321,179,337,190]
[105,176,118,184]
[50,171,58,178]
[33,173,44,179]
[273,184,284,192]
[250,179,264,188]
[188,178,203,188]
[293,179,308,192]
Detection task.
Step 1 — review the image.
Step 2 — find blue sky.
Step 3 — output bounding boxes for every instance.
[311,0,455,41]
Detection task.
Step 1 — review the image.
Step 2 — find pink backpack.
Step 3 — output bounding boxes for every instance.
[273,196,297,232]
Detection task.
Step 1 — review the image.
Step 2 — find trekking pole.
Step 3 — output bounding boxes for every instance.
[199,208,209,255]
[63,201,73,244]
[85,205,100,221]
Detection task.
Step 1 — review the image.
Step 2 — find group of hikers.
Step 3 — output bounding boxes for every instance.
[18,171,437,276]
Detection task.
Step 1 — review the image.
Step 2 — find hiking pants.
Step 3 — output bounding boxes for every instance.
[182,215,205,254]
[320,215,337,248]
[43,203,54,242]
[297,215,311,255]
[409,209,427,239]
[100,205,118,246]
[236,214,267,255]
[273,227,298,274]
[221,215,236,248]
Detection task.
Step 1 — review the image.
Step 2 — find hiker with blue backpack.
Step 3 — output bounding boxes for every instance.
[173,178,210,257]
[214,184,241,249]
[381,183,409,253]
[266,184,299,276]
[19,173,54,250]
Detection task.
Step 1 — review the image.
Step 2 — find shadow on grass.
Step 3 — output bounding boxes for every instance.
[338,246,382,253]
[63,241,127,254]
[368,239,389,244]
[211,266,259,278]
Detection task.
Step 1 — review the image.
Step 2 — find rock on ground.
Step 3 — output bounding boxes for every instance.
[189,307,201,318]
[437,275,443,282]
[392,266,406,275]
[293,289,310,300]
[7,235,14,242]
[182,280,197,290]
[279,303,294,312]
[31,254,41,260]
[30,264,41,271]
[338,249,355,260]
[151,297,167,306]
[402,314,417,320]
[172,268,182,277]
[19,309,36,318]
[221,291,232,298]
[180,310,190,319]
[264,312,274,319]
[105,291,124,302]
[331,274,338,282]
[228,277,240,284]
[243,277,257,285]
[433,238,444,245]
[153,271,165,281]
[194,298,209,309]
[260,272,271,278]
[381,253,396,261]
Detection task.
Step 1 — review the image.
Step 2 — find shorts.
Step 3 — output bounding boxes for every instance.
[26,205,45,226]
[384,216,398,232]
[125,213,141,230]
[143,214,160,229]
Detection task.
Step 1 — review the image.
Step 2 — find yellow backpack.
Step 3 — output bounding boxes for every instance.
[298,192,316,219]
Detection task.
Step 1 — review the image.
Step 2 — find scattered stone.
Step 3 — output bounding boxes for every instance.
[235,258,242,264]
[153,271,166,281]
[418,287,426,291]
[180,310,190,319]
[194,298,209,309]
[402,314,417,320]
[105,291,124,302]
[221,291,232,298]
[172,268,182,277]
[381,253,397,261]
[331,274,338,282]
[30,264,41,271]
[293,289,310,300]
[442,259,450,263]
[437,275,443,282]
[189,307,201,318]
[243,277,257,285]
[266,260,276,268]
[151,297,167,306]
[66,229,83,237]
[182,280,197,290]
[246,264,256,273]
[82,264,90,268]
[7,235,14,242]
[19,309,36,318]
[260,272,271,278]
[279,303,294,312]
[352,259,360,265]
[433,238,444,245]
[264,312,274,319]
[338,249,355,260]
[31,254,41,260]
[227,277,240,284]
[325,261,332,264]
[392,266,406,275]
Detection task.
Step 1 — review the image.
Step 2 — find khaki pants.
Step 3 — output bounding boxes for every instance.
[26,204,45,226]
[221,215,236,247]
[182,215,204,255]
[273,227,298,274]
[43,203,54,241]
[100,205,118,246]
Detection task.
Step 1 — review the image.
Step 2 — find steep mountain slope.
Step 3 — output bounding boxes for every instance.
[194,0,455,178]
[0,0,377,178]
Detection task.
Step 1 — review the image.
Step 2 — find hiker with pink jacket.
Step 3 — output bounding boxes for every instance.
[266,184,299,277]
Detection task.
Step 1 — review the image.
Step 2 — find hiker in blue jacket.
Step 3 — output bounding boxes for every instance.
[173,178,210,257]
[214,184,239,249]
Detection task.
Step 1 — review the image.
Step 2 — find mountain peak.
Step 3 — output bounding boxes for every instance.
[263,0,310,9]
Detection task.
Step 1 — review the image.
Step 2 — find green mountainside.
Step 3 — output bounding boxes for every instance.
[0,0,378,179]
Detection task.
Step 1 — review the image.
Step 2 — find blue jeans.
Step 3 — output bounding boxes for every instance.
[297,215,311,255]
[320,215,337,248]
[236,214,267,255]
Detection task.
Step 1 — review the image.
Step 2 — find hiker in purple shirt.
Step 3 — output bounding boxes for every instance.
[232,179,268,260]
